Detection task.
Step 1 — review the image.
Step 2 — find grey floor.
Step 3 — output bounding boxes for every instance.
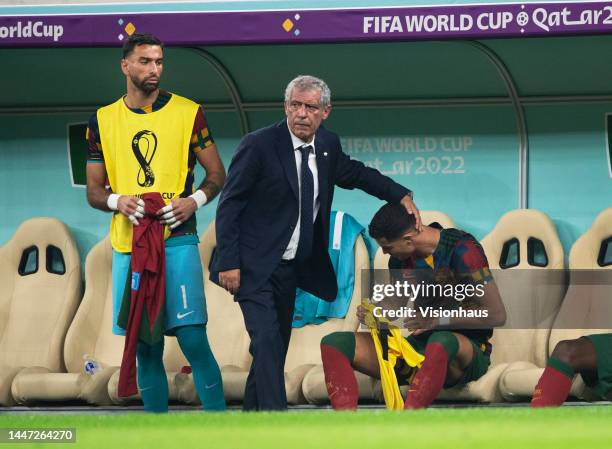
[1,401,610,414]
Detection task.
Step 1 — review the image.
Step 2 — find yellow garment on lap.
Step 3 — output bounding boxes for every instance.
[97,94,199,252]
[362,300,425,410]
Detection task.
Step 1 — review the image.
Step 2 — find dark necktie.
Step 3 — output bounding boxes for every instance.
[295,145,314,262]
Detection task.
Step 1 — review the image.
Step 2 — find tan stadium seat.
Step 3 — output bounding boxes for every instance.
[500,208,612,401]
[13,236,189,406]
[293,233,373,405]
[419,210,456,230]
[0,218,81,406]
[12,236,123,405]
[437,209,566,403]
[174,221,252,405]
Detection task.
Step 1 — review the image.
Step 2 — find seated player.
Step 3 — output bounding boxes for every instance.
[320,203,506,409]
[532,334,612,406]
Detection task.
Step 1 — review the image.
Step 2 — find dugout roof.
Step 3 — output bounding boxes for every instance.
[3,0,612,209]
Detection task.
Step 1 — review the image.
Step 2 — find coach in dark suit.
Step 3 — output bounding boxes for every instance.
[211,75,421,410]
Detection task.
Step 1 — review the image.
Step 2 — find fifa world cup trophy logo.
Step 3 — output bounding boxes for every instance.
[132,130,157,187]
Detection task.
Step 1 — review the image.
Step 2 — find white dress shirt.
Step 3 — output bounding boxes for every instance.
[282,124,320,260]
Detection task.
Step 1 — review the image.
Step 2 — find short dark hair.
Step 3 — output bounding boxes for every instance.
[122,33,164,58]
[369,203,416,241]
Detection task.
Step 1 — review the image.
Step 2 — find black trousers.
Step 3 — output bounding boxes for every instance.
[238,260,297,411]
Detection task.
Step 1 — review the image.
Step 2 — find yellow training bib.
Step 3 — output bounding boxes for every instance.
[362,300,425,410]
[97,93,199,252]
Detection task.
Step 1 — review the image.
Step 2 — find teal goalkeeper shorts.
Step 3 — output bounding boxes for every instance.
[111,240,207,336]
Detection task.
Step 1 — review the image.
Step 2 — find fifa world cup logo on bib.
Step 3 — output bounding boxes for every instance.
[132,130,157,187]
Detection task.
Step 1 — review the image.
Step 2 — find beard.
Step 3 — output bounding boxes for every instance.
[131,73,159,94]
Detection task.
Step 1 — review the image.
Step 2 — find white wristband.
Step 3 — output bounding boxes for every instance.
[189,190,207,209]
[107,193,120,211]
[438,316,451,327]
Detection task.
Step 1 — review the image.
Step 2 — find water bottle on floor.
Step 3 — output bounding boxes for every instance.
[83,354,102,376]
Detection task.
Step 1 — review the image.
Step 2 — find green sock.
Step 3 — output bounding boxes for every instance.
[426,331,459,361]
[321,331,356,361]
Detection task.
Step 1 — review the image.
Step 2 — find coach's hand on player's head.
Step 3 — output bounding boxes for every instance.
[116,195,145,226]
[400,194,422,232]
[157,197,198,230]
[219,269,241,295]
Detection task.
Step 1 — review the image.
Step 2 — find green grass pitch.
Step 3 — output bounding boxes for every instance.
[2,407,612,449]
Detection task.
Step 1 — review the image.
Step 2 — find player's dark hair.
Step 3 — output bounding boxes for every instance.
[369,202,416,241]
[122,33,164,58]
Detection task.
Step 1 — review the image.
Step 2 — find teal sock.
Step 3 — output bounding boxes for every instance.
[176,325,226,411]
[136,339,169,413]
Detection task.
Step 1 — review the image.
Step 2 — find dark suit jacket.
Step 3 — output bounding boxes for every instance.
[210,120,411,301]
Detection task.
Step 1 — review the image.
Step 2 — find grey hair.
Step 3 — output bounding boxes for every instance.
[284,75,331,107]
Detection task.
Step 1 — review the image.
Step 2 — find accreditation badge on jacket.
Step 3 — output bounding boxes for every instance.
[97,93,199,252]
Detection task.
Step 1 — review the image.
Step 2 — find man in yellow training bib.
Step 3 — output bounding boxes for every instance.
[321,203,506,409]
[85,33,226,412]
